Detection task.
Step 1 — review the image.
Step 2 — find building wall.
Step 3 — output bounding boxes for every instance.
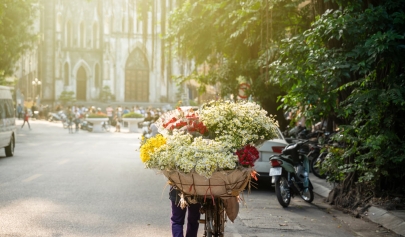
[38,0,177,105]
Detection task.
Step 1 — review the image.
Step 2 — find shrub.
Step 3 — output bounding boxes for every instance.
[123,112,144,118]
[87,113,108,118]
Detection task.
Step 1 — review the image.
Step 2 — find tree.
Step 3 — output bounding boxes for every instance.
[99,85,113,102]
[167,0,405,211]
[270,0,405,209]
[166,0,312,129]
[58,91,76,106]
[0,0,38,84]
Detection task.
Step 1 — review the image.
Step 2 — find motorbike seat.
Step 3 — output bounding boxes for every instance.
[282,143,299,158]
[279,155,301,166]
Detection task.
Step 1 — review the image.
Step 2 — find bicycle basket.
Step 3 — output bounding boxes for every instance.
[162,169,251,199]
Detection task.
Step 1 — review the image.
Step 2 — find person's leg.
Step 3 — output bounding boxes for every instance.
[171,200,186,237]
[27,121,31,129]
[21,121,25,128]
[185,203,201,237]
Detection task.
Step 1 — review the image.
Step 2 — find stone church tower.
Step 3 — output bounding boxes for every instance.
[38,0,181,106]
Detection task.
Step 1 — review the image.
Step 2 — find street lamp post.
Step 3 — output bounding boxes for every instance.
[32,78,41,119]
[32,78,41,99]
[32,77,42,109]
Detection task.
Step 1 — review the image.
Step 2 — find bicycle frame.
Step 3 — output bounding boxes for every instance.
[201,197,226,237]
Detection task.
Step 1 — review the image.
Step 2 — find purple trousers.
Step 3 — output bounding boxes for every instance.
[171,200,201,237]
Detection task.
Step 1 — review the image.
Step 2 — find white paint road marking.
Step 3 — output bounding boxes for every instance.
[22,174,42,182]
[58,159,70,165]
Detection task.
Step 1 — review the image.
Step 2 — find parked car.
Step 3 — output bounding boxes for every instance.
[0,86,16,157]
[255,126,289,179]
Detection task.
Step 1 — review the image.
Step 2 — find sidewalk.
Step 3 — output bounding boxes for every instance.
[310,174,405,236]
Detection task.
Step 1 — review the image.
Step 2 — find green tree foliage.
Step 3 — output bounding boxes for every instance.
[99,85,114,102]
[270,0,405,207]
[0,0,38,84]
[58,91,76,106]
[168,0,405,208]
[166,0,311,128]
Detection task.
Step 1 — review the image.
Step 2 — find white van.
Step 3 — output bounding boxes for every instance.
[0,86,16,157]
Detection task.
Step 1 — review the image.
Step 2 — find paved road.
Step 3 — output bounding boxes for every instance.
[0,120,398,236]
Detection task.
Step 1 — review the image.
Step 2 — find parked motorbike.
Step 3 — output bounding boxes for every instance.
[283,124,306,144]
[48,110,70,128]
[269,140,314,207]
[298,130,324,173]
[48,110,67,122]
[307,143,321,173]
[80,120,93,132]
[309,131,337,179]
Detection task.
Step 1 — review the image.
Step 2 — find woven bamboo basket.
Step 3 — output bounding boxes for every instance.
[162,168,251,199]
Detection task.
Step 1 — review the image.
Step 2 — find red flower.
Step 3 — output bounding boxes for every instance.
[163,117,178,128]
[187,120,208,135]
[236,145,259,167]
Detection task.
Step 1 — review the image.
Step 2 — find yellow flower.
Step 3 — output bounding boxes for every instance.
[140,134,166,163]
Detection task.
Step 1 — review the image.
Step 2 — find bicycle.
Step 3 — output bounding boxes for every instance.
[165,168,250,237]
[200,197,226,237]
[101,121,111,132]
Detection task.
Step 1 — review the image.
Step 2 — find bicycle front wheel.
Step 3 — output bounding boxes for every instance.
[204,198,226,237]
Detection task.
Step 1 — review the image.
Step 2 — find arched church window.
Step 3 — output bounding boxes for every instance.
[125,49,149,102]
[76,67,87,100]
[56,13,62,32]
[64,63,69,86]
[80,22,85,48]
[66,21,72,47]
[93,22,99,48]
[95,64,100,88]
[129,17,133,34]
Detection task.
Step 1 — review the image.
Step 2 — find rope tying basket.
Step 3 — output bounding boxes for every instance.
[162,168,252,199]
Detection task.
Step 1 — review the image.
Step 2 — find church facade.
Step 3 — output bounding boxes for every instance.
[35,0,187,106]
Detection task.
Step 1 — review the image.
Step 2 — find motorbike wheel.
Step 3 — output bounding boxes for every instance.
[300,188,314,203]
[311,153,327,179]
[274,176,291,208]
[307,150,319,173]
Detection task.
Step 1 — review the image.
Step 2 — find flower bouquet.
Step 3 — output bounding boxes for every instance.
[140,100,278,198]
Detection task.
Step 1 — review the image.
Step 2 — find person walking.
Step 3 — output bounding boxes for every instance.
[66,106,74,134]
[74,108,81,133]
[106,105,113,125]
[17,103,23,120]
[114,115,121,132]
[21,109,31,130]
[116,105,122,120]
[31,103,38,120]
[170,187,201,237]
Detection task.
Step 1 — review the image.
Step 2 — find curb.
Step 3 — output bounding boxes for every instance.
[310,174,405,237]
